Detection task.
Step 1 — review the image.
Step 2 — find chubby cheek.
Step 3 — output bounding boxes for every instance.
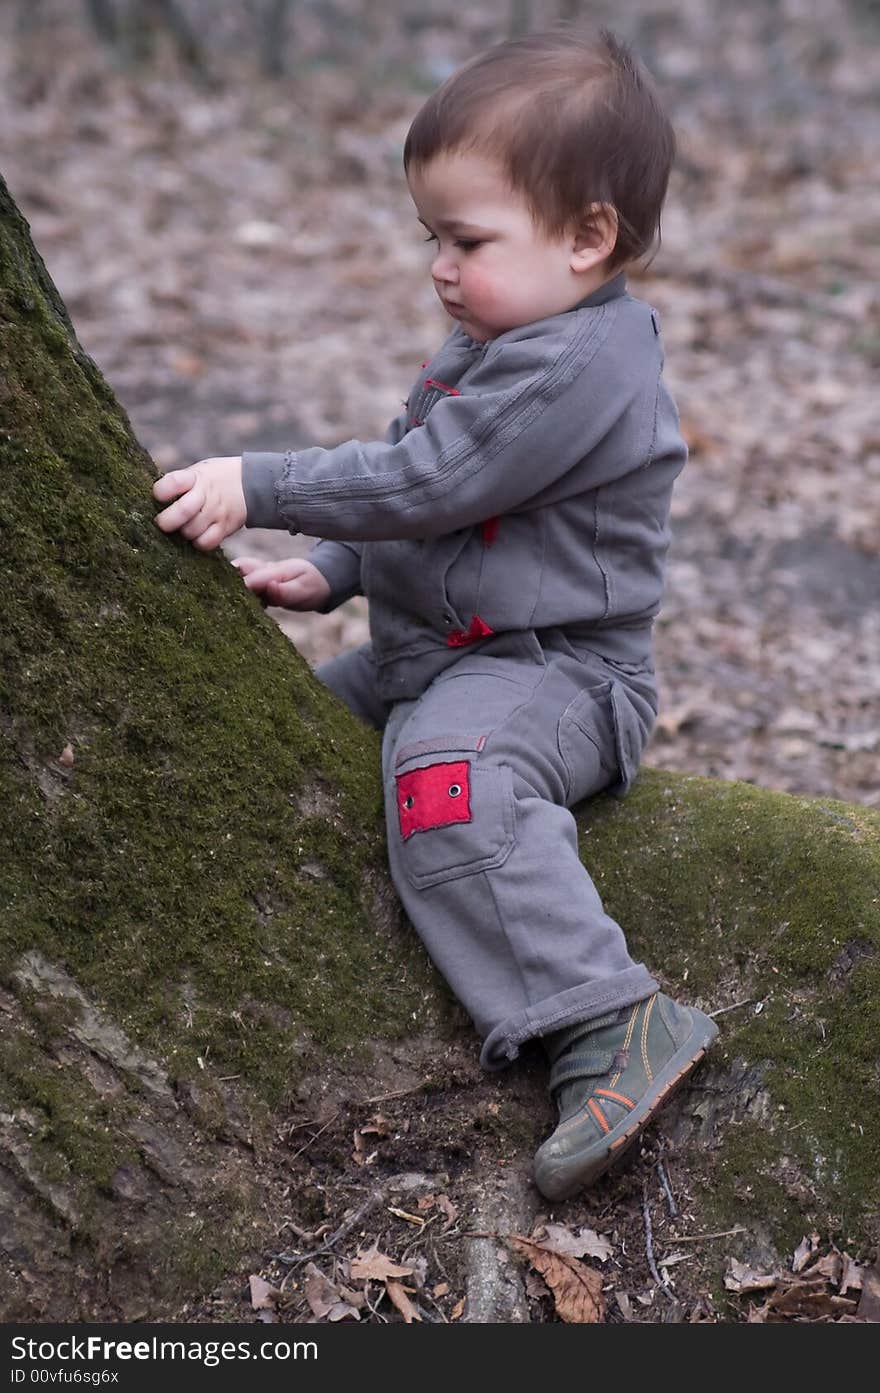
[461,267,507,320]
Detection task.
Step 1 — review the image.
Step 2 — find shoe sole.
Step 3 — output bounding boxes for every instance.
[534,1012,718,1202]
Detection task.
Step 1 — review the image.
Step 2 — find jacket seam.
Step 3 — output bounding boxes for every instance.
[282,307,615,510]
[592,491,612,620]
[526,509,547,628]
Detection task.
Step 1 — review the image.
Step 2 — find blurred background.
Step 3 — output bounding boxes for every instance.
[1,0,878,803]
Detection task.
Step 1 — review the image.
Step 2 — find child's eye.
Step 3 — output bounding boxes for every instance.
[421,233,482,251]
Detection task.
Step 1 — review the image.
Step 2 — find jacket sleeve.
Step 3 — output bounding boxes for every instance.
[240,404,411,612]
[243,302,658,541]
[241,402,412,531]
[306,539,363,613]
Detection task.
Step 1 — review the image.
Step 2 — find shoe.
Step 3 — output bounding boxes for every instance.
[533,993,718,1202]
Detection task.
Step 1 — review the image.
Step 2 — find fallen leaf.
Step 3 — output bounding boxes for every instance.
[524,1270,550,1302]
[839,1253,864,1295]
[792,1235,815,1273]
[337,1284,366,1310]
[432,1282,449,1298]
[450,1296,465,1320]
[349,1242,414,1283]
[360,1112,393,1136]
[810,1252,842,1284]
[856,1264,880,1322]
[536,1222,614,1263]
[615,1291,636,1321]
[509,1235,605,1324]
[303,1263,343,1320]
[724,1257,779,1293]
[768,1281,854,1320]
[386,1278,422,1323]
[248,1274,281,1311]
[436,1193,458,1230]
[327,1301,360,1322]
[58,743,75,767]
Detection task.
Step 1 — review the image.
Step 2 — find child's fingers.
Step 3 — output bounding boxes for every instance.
[153,481,205,533]
[240,562,300,590]
[230,556,262,575]
[192,523,226,551]
[272,576,316,608]
[152,468,195,501]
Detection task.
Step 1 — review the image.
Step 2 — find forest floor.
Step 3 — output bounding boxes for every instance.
[2,0,878,1324]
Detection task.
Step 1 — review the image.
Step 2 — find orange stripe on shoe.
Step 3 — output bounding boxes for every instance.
[587,1098,610,1134]
[595,1088,635,1109]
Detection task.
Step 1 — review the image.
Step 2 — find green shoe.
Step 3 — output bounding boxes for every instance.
[533,993,718,1202]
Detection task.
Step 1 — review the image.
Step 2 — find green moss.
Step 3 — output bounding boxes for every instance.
[0,1030,136,1202]
[576,773,880,1253]
[0,172,441,1312]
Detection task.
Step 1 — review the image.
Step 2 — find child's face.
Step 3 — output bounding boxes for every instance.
[407,151,609,343]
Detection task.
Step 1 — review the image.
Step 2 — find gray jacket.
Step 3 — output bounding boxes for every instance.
[242,273,686,705]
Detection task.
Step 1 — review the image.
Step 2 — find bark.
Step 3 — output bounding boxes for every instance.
[1,172,878,1320]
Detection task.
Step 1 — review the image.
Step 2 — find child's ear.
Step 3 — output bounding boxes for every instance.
[570,203,618,272]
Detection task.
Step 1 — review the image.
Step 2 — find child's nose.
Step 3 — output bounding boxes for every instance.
[431,248,458,283]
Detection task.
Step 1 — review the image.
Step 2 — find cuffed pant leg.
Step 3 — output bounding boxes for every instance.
[381,644,657,1070]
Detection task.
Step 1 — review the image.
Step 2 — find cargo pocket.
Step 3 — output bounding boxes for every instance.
[609,682,645,794]
[392,736,515,890]
[556,681,618,807]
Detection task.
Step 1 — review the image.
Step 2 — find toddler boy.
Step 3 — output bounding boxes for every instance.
[153,27,717,1201]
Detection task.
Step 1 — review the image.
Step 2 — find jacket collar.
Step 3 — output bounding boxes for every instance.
[453,271,629,351]
[572,271,628,311]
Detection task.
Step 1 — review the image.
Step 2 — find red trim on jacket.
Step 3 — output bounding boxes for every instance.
[446,615,494,648]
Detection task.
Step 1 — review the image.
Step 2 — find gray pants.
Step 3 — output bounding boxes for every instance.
[317,629,658,1070]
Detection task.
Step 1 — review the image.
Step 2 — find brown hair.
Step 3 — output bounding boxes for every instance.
[403,26,674,271]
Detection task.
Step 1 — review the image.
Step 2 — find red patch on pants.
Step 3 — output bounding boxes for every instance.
[396,760,472,839]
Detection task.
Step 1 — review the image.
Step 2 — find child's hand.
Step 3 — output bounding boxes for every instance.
[152,456,246,550]
[231,556,332,612]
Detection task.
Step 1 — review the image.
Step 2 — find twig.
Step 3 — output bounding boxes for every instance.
[642,1184,675,1302]
[283,1185,390,1271]
[708,998,754,1019]
[401,1213,439,1259]
[656,1159,679,1219]
[362,1281,388,1324]
[669,1226,748,1244]
[287,1111,338,1162]
[361,1082,431,1105]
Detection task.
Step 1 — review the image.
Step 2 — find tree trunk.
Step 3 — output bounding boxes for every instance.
[1,173,878,1320]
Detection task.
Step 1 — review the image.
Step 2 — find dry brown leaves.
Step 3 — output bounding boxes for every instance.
[248,1274,282,1323]
[289,1242,421,1323]
[724,1234,876,1322]
[351,1111,409,1166]
[508,1230,609,1324]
